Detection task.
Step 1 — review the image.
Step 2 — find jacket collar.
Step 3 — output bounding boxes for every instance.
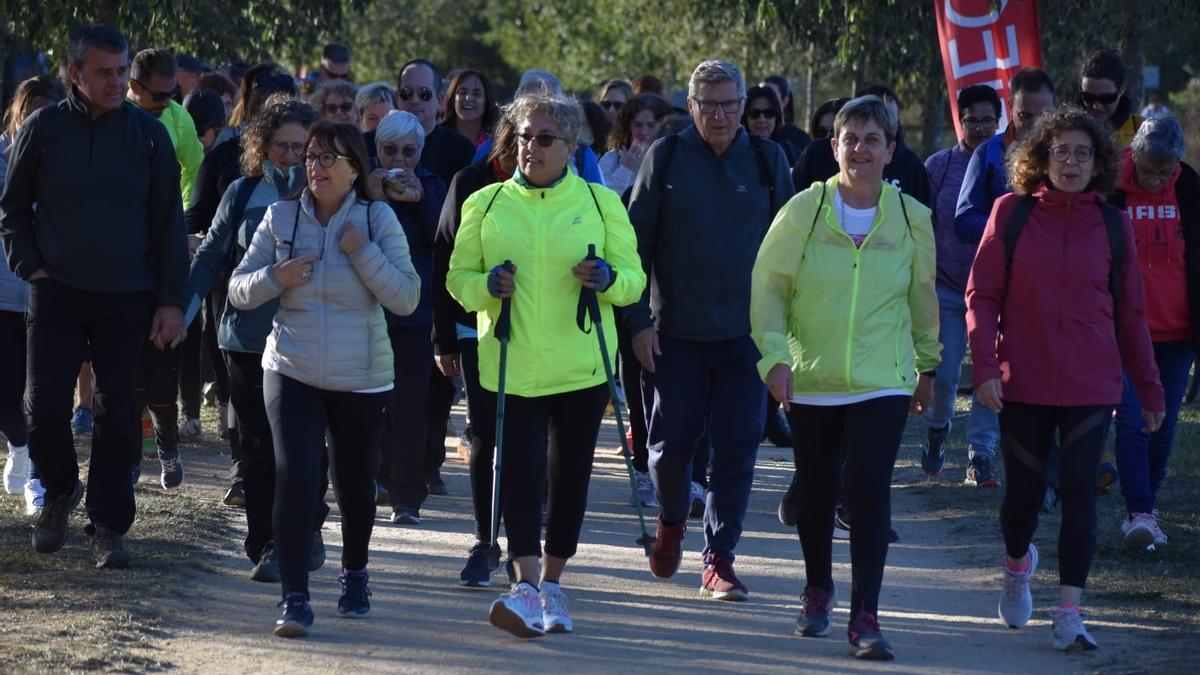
[300,187,362,225]
[513,166,569,190]
[66,84,126,120]
[1032,182,1106,207]
[679,123,750,158]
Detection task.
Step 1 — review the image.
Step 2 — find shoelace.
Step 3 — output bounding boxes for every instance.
[542,589,568,615]
[510,583,540,612]
[277,593,308,610]
[853,612,882,636]
[160,454,179,473]
[802,588,830,615]
[1002,560,1029,599]
[1053,607,1086,634]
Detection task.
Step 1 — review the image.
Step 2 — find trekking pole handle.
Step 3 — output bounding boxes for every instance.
[583,245,602,322]
[495,260,514,341]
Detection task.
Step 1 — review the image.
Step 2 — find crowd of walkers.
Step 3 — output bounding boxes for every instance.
[0,23,1194,661]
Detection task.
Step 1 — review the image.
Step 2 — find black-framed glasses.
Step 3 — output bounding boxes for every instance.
[398,86,434,102]
[1081,91,1120,106]
[962,116,998,129]
[324,101,355,115]
[1049,144,1094,164]
[269,141,305,157]
[747,109,778,120]
[133,78,177,103]
[517,132,567,148]
[304,151,351,168]
[381,143,420,159]
[600,100,624,110]
[691,97,743,115]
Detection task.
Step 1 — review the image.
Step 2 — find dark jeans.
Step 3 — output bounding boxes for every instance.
[481,383,608,559]
[617,320,649,473]
[26,278,154,533]
[787,396,909,619]
[264,370,388,598]
[460,339,497,543]
[645,335,765,559]
[0,310,28,447]
[177,313,203,419]
[1115,340,1193,515]
[380,324,433,511]
[1000,403,1108,588]
[425,365,456,476]
[132,339,181,460]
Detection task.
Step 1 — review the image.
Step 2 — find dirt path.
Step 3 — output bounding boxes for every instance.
[133,406,1175,675]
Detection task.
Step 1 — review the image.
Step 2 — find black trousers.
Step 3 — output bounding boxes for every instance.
[999,403,1108,588]
[425,365,456,476]
[787,396,910,619]
[616,320,649,473]
[264,370,388,598]
[26,278,154,533]
[0,310,28,447]
[482,383,608,559]
[379,324,433,511]
[177,314,203,419]
[132,339,181,461]
[460,339,496,542]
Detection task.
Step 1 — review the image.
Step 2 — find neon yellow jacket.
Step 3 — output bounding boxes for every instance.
[157,99,204,206]
[447,173,646,397]
[751,177,940,395]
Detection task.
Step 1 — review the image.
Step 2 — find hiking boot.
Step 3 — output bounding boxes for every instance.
[32,480,82,554]
[833,506,851,540]
[689,481,705,518]
[648,517,686,578]
[177,417,202,441]
[998,543,1038,629]
[965,457,1001,488]
[309,530,326,571]
[223,479,246,507]
[539,581,573,633]
[86,523,132,569]
[489,582,545,638]
[1051,606,1098,651]
[71,406,93,435]
[274,593,313,638]
[1096,453,1117,495]
[391,507,420,525]
[158,447,184,489]
[796,586,835,637]
[24,478,45,517]
[764,408,792,447]
[778,472,800,527]
[633,471,657,508]
[848,612,894,660]
[700,552,748,601]
[425,470,448,496]
[1121,513,1158,550]
[922,424,948,476]
[4,443,30,494]
[459,542,493,588]
[251,542,281,583]
[337,568,371,618]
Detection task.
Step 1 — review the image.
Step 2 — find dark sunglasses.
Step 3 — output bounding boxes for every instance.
[517,132,567,148]
[600,100,624,110]
[398,86,434,102]
[324,102,355,115]
[381,144,420,159]
[747,109,778,120]
[323,69,351,80]
[133,79,178,103]
[1080,91,1120,106]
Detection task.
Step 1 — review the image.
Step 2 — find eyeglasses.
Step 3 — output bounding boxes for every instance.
[324,101,355,115]
[1135,162,1177,181]
[398,86,434,102]
[600,100,624,110]
[517,132,568,148]
[962,116,998,130]
[381,144,420,159]
[1049,144,1095,164]
[269,141,305,157]
[1080,91,1120,106]
[691,97,743,115]
[133,79,178,103]
[304,151,351,168]
[747,109,778,120]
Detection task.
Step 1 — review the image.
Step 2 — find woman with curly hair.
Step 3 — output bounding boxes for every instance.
[597,93,670,197]
[309,79,358,126]
[966,106,1164,651]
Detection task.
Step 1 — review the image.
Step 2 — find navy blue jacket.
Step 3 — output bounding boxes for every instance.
[954,131,1011,243]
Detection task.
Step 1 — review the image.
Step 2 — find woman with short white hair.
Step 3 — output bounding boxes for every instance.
[355,81,395,134]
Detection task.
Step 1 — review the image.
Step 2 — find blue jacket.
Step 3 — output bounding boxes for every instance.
[471,139,607,186]
[954,131,1011,243]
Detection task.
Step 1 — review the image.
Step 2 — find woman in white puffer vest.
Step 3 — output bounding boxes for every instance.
[229,121,420,638]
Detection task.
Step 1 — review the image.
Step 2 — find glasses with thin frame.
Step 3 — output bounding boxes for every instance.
[304,151,351,168]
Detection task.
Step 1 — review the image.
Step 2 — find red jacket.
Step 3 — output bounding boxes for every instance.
[966,187,1165,411]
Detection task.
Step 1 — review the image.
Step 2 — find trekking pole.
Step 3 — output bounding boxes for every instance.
[487,260,514,572]
[579,244,655,556]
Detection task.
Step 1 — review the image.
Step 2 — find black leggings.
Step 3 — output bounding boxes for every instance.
[263,370,388,598]
[482,383,608,559]
[177,314,203,420]
[461,339,497,543]
[999,403,1108,588]
[133,340,181,460]
[0,310,28,447]
[787,396,910,619]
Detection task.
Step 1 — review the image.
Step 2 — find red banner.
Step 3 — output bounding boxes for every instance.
[934,0,1044,139]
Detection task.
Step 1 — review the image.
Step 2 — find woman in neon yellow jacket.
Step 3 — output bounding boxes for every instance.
[447,91,645,638]
[750,95,939,661]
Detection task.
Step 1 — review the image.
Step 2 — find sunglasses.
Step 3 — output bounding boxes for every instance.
[304,151,351,168]
[324,101,355,115]
[398,86,435,102]
[381,144,420,159]
[747,109,778,120]
[517,132,567,148]
[600,100,624,110]
[1080,91,1120,106]
[133,79,178,103]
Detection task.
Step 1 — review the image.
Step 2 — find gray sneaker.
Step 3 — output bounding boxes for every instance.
[1051,606,1098,651]
[998,543,1038,629]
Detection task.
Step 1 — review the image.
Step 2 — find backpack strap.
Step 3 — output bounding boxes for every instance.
[896,186,913,238]
[226,175,263,270]
[799,183,826,261]
[1100,202,1127,332]
[576,183,608,334]
[1002,195,1038,276]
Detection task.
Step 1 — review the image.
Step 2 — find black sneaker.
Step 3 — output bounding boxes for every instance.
[308,530,326,571]
[459,542,493,588]
[391,507,420,525]
[252,542,281,583]
[425,471,448,496]
[158,447,184,489]
[778,473,800,527]
[796,586,835,637]
[32,480,83,554]
[833,507,851,540]
[223,479,246,507]
[86,523,132,569]
[922,424,949,476]
[337,568,371,618]
[848,612,894,660]
[274,593,313,638]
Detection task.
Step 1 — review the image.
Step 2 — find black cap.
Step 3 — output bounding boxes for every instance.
[177,54,211,74]
[184,89,226,134]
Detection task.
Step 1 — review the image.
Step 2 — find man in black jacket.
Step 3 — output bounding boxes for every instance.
[397,59,475,184]
[0,24,189,568]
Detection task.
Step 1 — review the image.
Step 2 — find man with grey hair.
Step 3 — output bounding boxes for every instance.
[627,58,793,600]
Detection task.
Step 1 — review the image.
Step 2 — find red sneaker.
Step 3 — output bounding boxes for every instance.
[699,552,748,601]
[648,517,685,578]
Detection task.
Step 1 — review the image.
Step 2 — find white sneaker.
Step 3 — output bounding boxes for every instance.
[540,581,573,633]
[1121,513,1157,550]
[24,478,45,516]
[1150,510,1168,545]
[634,471,657,508]
[998,543,1038,629]
[4,443,30,494]
[489,582,545,638]
[178,417,202,440]
[1051,606,1098,651]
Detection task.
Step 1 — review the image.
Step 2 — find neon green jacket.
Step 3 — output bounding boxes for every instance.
[155,99,204,206]
[751,177,940,395]
[447,173,646,398]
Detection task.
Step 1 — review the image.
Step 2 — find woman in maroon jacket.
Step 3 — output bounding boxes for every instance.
[966,107,1164,652]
